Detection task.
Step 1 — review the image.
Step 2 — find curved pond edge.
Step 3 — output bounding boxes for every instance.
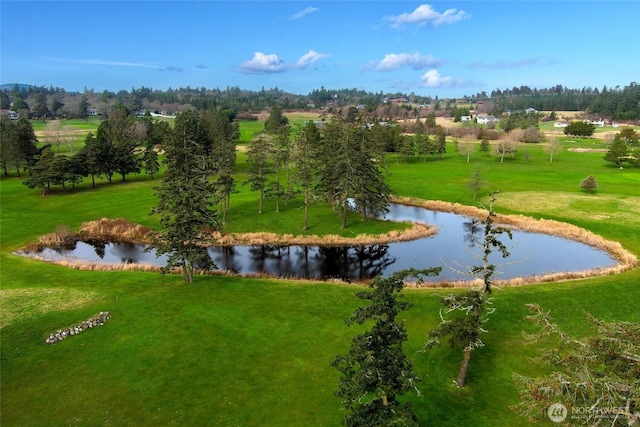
[15,197,638,288]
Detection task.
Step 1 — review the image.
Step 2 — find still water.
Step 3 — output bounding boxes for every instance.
[32,204,615,282]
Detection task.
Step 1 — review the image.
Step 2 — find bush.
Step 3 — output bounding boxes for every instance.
[580,175,597,193]
[521,126,544,143]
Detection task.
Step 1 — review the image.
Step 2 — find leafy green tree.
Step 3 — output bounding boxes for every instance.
[332,269,440,427]
[149,110,219,284]
[512,304,640,426]
[618,127,639,145]
[11,97,29,114]
[603,134,629,167]
[564,121,596,137]
[245,131,273,214]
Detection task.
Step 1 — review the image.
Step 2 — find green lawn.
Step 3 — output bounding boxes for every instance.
[1,124,639,426]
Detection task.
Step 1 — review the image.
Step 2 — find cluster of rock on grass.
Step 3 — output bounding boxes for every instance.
[45,312,110,344]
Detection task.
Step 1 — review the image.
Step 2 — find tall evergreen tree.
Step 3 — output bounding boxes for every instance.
[149,110,219,283]
[78,132,101,187]
[292,121,320,231]
[423,192,511,387]
[1,117,39,177]
[22,146,55,195]
[201,108,238,224]
[332,269,439,427]
[603,134,629,167]
[263,105,289,134]
[245,131,273,214]
[143,142,160,179]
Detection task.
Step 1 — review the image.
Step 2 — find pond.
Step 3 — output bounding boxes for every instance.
[27,203,617,282]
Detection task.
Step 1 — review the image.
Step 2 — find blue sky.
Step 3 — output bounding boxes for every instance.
[1,1,638,98]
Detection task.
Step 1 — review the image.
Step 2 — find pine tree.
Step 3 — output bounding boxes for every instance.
[292,121,320,230]
[603,134,629,167]
[149,110,219,283]
[512,304,640,425]
[423,192,511,387]
[332,269,440,427]
[245,131,273,214]
[143,142,160,180]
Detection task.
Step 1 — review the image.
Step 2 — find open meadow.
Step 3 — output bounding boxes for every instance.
[1,117,639,426]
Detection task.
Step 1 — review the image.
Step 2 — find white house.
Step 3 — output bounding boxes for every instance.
[460,115,472,122]
[554,122,568,128]
[589,119,605,127]
[477,114,497,124]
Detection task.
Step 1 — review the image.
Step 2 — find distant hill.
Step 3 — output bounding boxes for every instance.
[0,83,33,91]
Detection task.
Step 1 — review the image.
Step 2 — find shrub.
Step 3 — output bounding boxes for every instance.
[580,175,597,193]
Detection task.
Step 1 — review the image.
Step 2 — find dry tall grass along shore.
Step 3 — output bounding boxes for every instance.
[17,198,638,287]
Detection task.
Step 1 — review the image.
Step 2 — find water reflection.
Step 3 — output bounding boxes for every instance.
[30,204,616,282]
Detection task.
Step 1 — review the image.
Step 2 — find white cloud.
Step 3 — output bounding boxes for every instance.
[47,57,184,72]
[291,6,318,20]
[386,4,470,28]
[238,52,286,74]
[369,52,442,71]
[420,69,455,87]
[293,50,330,69]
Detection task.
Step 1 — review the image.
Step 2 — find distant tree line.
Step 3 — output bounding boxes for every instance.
[3,81,638,120]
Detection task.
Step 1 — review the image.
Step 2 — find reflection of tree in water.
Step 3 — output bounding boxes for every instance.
[112,243,140,263]
[248,245,294,276]
[294,246,316,279]
[86,240,106,258]
[463,219,481,248]
[191,246,217,272]
[316,244,395,281]
[353,245,396,281]
[209,246,242,273]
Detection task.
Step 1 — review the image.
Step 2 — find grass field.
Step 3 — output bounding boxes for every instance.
[1,117,639,426]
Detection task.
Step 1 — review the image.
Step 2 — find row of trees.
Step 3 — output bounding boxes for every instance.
[246,108,394,229]
[4,81,639,121]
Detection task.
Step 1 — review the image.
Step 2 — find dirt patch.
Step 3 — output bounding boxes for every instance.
[568,147,608,153]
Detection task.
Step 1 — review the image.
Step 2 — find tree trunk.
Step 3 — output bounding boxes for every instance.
[303,202,309,231]
[456,350,472,387]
